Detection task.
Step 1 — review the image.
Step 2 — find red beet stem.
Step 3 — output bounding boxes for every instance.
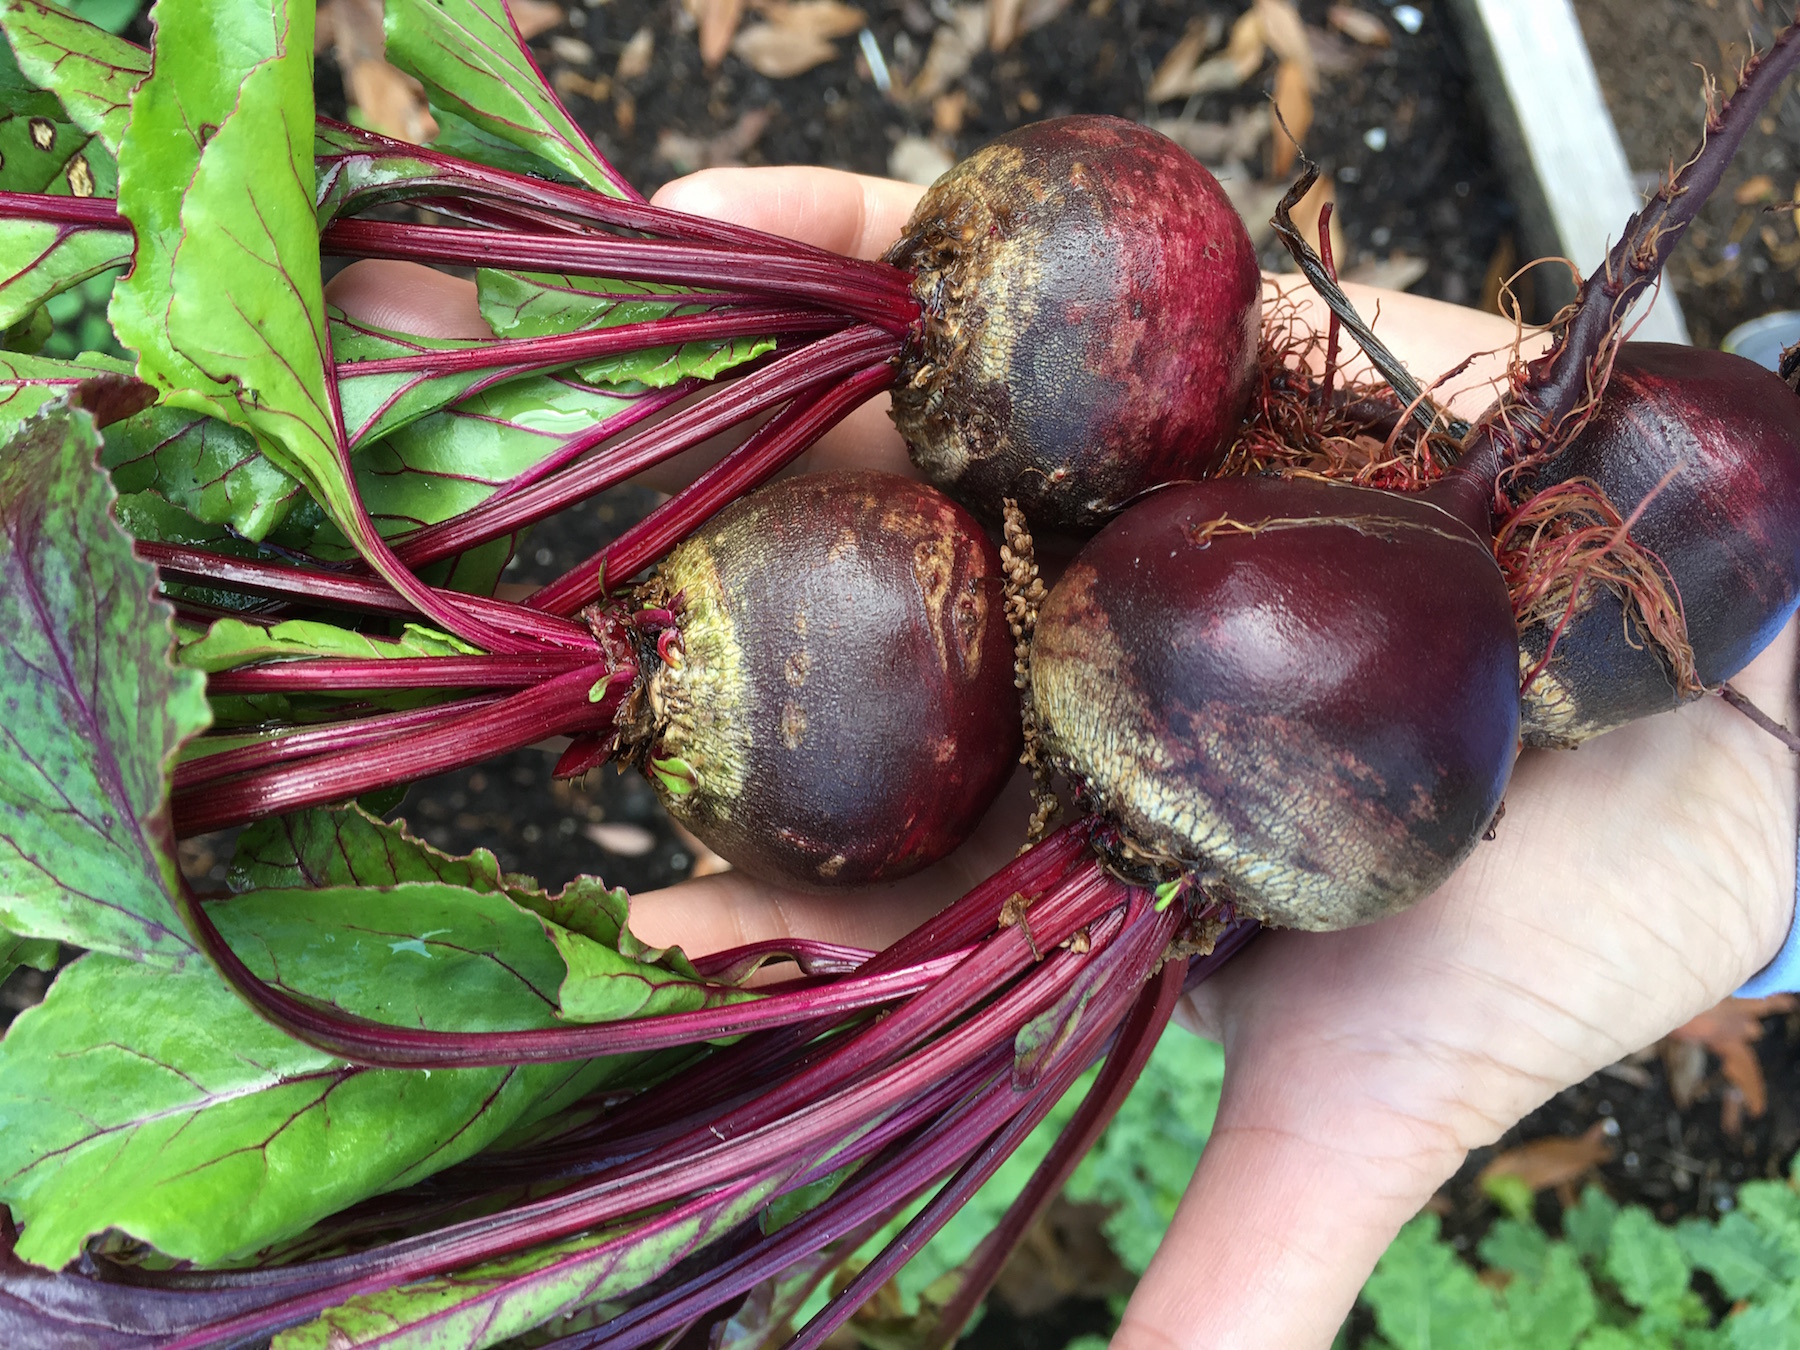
[137,541,596,649]
[323,217,920,334]
[203,651,599,693]
[533,359,896,611]
[173,696,505,790]
[923,953,1186,1349]
[338,304,842,378]
[171,664,631,835]
[391,325,897,569]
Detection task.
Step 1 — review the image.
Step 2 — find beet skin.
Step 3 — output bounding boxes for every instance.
[1032,477,1520,930]
[1517,344,1800,746]
[646,471,1021,888]
[886,116,1261,533]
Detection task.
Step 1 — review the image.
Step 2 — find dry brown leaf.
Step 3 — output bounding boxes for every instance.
[314,0,338,53]
[1269,57,1312,176]
[1668,994,1797,1120]
[1215,171,1287,249]
[1146,15,1223,104]
[732,1,865,78]
[583,821,657,856]
[907,5,987,102]
[889,134,956,185]
[1344,253,1428,291]
[1015,0,1072,40]
[1292,174,1346,266]
[614,90,636,135]
[753,0,867,40]
[1255,0,1316,87]
[1146,106,1267,166]
[732,22,838,77]
[551,34,595,64]
[1735,173,1777,204]
[1327,4,1389,46]
[616,26,656,80]
[1661,1035,1709,1110]
[508,0,564,39]
[698,0,746,68]
[1478,1120,1616,1193]
[1149,12,1264,103]
[552,67,613,101]
[327,0,384,65]
[347,61,438,143]
[989,0,1023,52]
[655,107,773,174]
[933,88,972,136]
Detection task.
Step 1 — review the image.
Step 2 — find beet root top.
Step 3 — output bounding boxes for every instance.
[885,116,1261,533]
[643,471,1021,889]
[1515,344,1800,746]
[1032,478,1521,930]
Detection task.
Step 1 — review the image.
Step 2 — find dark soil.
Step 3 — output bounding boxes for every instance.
[1572,0,1800,348]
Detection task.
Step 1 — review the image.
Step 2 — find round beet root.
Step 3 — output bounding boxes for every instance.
[1032,477,1520,930]
[642,471,1021,888]
[1515,344,1800,746]
[885,116,1261,533]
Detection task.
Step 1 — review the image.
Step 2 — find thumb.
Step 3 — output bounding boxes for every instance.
[1114,1051,1467,1350]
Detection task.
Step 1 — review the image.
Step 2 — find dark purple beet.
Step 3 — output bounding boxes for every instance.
[1031,476,1520,930]
[642,471,1021,888]
[1514,344,1800,746]
[885,116,1261,534]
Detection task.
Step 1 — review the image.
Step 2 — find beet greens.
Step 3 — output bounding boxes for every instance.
[2,0,1798,1345]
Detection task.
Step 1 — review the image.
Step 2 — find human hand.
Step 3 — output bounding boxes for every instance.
[326,165,1799,1350]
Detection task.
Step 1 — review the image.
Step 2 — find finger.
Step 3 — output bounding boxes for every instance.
[651,166,925,261]
[324,259,489,339]
[1264,274,1553,422]
[1117,1023,1474,1350]
[623,768,1036,957]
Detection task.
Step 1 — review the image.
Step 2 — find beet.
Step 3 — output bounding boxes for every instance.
[1031,476,1520,930]
[1511,344,1800,746]
[641,471,1021,887]
[885,116,1261,534]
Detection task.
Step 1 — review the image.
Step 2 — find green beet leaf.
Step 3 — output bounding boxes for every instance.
[477,269,778,390]
[0,927,57,983]
[0,347,129,433]
[0,881,640,1270]
[0,405,208,965]
[384,0,632,198]
[113,0,374,553]
[228,806,724,1020]
[313,120,449,225]
[0,220,132,331]
[332,312,501,448]
[275,1181,778,1350]
[175,615,479,672]
[100,403,306,541]
[0,0,148,154]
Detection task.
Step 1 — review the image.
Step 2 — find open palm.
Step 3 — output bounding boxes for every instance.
[329,164,1798,1350]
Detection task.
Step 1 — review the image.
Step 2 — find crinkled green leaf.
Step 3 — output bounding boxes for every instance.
[477,270,705,340]
[0,346,126,431]
[1605,1206,1693,1314]
[0,927,57,982]
[0,0,148,153]
[1564,1184,1621,1263]
[383,0,629,197]
[1678,1212,1796,1302]
[1362,1214,1508,1350]
[1063,1029,1223,1275]
[332,312,498,448]
[313,120,445,224]
[1496,1243,1595,1350]
[275,1181,778,1350]
[0,882,634,1269]
[229,802,530,894]
[476,269,777,389]
[99,402,306,539]
[0,405,207,964]
[175,615,480,672]
[0,219,132,330]
[575,332,774,389]
[1736,1172,1800,1260]
[229,806,720,1017]
[113,0,363,539]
